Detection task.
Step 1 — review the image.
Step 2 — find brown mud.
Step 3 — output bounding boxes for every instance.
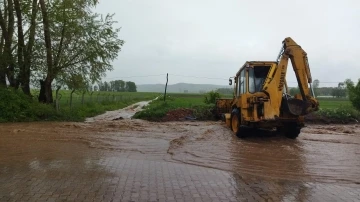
[1,101,360,186]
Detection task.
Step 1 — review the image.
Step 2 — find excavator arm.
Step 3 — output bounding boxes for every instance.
[263,37,319,116]
[279,37,319,115]
[280,37,314,100]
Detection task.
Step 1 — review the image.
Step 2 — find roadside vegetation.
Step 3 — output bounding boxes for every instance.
[134,82,360,124]
[0,0,154,122]
[0,88,157,122]
[133,93,217,121]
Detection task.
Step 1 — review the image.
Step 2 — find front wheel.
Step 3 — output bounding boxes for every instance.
[231,109,245,138]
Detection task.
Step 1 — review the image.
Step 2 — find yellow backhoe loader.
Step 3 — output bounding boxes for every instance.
[215,37,319,139]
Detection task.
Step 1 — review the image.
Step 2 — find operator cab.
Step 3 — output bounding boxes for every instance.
[233,61,275,96]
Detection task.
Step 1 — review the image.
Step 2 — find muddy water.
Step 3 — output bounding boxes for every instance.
[167,123,360,184]
[85,99,155,122]
[1,99,360,186]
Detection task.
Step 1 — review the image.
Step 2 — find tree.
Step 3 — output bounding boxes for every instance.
[103,81,109,91]
[331,82,347,98]
[118,80,125,92]
[36,0,124,103]
[313,79,320,88]
[313,79,320,97]
[125,81,137,92]
[289,87,300,96]
[0,0,15,87]
[65,73,87,108]
[345,79,360,110]
[13,0,38,94]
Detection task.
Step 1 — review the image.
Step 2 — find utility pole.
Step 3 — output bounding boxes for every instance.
[164,73,168,101]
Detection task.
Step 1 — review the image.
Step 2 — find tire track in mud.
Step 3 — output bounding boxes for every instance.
[164,122,360,184]
[2,114,360,185]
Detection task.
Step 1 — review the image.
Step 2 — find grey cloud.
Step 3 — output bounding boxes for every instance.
[95,0,360,87]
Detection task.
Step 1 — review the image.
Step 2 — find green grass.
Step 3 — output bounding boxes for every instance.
[30,89,159,108]
[134,93,360,123]
[4,87,358,123]
[133,93,215,121]
[1,88,159,122]
[316,97,351,109]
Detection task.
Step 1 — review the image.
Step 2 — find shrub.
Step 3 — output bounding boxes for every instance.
[315,106,360,122]
[192,104,216,120]
[345,79,360,111]
[204,91,221,104]
[0,87,149,122]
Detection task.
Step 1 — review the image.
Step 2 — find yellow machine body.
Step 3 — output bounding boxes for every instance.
[215,37,319,139]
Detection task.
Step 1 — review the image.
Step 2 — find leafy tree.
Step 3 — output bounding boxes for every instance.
[103,81,110,91]
[331,88,346,98]
[118,80,125,92]
[289,87,300,96]
[0,0,15,87]
[36,0,124,103]
[204,90,221,104]
[313,79,320,88]
[65,73,87,108]
[125,81,137,92]
[313,79,320,97]
[345,79,360,110]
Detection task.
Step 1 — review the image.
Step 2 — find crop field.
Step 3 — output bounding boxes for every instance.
[316,97,351,109]
[166,93,351,110]
[30,89,159,108]
[27,89,349,110]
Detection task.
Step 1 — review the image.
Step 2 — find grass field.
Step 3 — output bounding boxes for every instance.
[1,89,160,122]
[164,93,352,110]
[30,89,160,108]
[2,87,355,123]
[316,97,351,109]
[133,92,358,122]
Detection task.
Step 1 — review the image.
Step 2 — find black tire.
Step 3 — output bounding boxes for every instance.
[277,124,301,139]
[230,109,246,138]
[285,127,300,139]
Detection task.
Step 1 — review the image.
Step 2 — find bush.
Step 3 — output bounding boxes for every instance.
[133,99,170,121]
[192,104,216,120]
[204,91,221,104]
[0,87,149,122]
[346,79,360,111]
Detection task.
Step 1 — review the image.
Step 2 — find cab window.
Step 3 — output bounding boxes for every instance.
[240,69,245,94]
[248,68,255,93]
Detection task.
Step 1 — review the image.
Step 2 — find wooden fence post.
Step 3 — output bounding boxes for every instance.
[164,73,168,101]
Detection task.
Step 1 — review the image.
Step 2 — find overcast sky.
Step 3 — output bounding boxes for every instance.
[95,0,359,87]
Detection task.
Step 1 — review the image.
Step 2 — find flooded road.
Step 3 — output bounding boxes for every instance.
[0,103,360,201]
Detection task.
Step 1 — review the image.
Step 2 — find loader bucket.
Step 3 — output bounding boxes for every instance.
[281,98,310,116]
[214,98,233,119]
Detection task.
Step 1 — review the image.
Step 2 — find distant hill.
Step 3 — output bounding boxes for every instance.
[137,83,231,93]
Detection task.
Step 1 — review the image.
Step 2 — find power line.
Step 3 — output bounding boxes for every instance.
[169,74,228,80]
[106,74,166,80]
[104,73,348,84]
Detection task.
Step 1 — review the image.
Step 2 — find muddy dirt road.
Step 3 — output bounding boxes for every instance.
[0,102,360,201]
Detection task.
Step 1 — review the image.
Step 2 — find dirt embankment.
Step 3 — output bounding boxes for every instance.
[304,113,359,124]
[157,108,360,125]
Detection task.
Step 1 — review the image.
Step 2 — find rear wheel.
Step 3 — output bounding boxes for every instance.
[277,124,301,139]
[231,109,245,138]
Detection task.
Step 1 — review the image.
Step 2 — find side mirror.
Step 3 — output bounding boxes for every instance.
[229,79,232,85]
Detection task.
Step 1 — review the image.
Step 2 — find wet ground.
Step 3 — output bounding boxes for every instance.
[0,101,360,201]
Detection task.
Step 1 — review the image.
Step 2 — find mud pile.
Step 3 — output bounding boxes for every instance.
[304,113,359,124]
[161,108,194,121]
